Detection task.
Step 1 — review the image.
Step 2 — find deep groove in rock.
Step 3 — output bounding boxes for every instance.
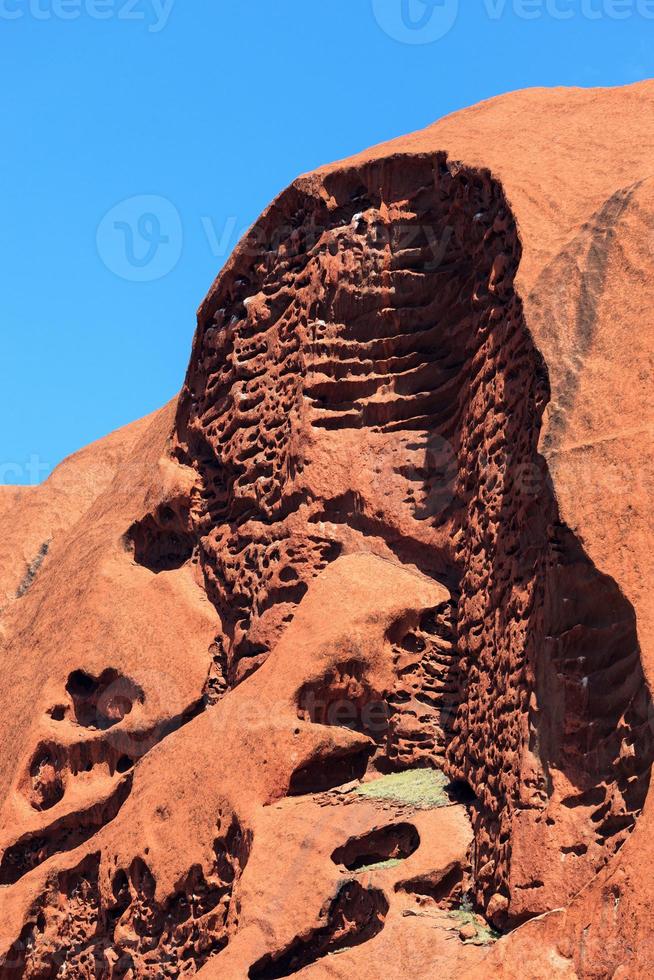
[0,776,133,886]
[248,882,389,979]
[15,541,50,599]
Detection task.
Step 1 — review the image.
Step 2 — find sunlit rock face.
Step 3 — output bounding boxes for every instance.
[1,80,654,979]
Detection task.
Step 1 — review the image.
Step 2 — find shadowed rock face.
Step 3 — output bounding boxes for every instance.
[0,82,653,978]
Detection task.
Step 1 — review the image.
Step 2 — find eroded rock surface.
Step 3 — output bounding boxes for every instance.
[1,80,654,978]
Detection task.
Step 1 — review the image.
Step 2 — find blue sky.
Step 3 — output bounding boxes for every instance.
[1,0,652,484]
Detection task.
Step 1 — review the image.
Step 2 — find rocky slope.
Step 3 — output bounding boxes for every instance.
[0,80,653,978]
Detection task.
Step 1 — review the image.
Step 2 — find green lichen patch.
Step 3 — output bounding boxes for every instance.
[354,768,450,809]
[355,857,403,873]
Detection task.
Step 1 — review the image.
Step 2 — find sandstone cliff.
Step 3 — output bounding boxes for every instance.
[0,80,653,978]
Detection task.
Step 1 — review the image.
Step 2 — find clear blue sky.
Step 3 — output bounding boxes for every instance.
[1,1,652,484]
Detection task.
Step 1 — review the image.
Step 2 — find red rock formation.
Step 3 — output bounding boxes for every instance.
[0,80,653,978]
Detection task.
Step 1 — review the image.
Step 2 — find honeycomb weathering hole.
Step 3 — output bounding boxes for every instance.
[172,150,654,924]
[1,815,252,975]
[65,668,143,730]
[331,823,420,871]
[125,501,195,573]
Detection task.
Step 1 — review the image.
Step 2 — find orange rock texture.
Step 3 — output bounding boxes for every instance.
[1,79,653,978]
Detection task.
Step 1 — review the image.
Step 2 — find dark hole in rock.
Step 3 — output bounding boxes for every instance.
[65,668,142,730]
[125,505,195,574]
[331,823,420,871]
[288,746,373,796]
[448,779,477,805]
[66,670,98,699]
[561,843,588,856]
